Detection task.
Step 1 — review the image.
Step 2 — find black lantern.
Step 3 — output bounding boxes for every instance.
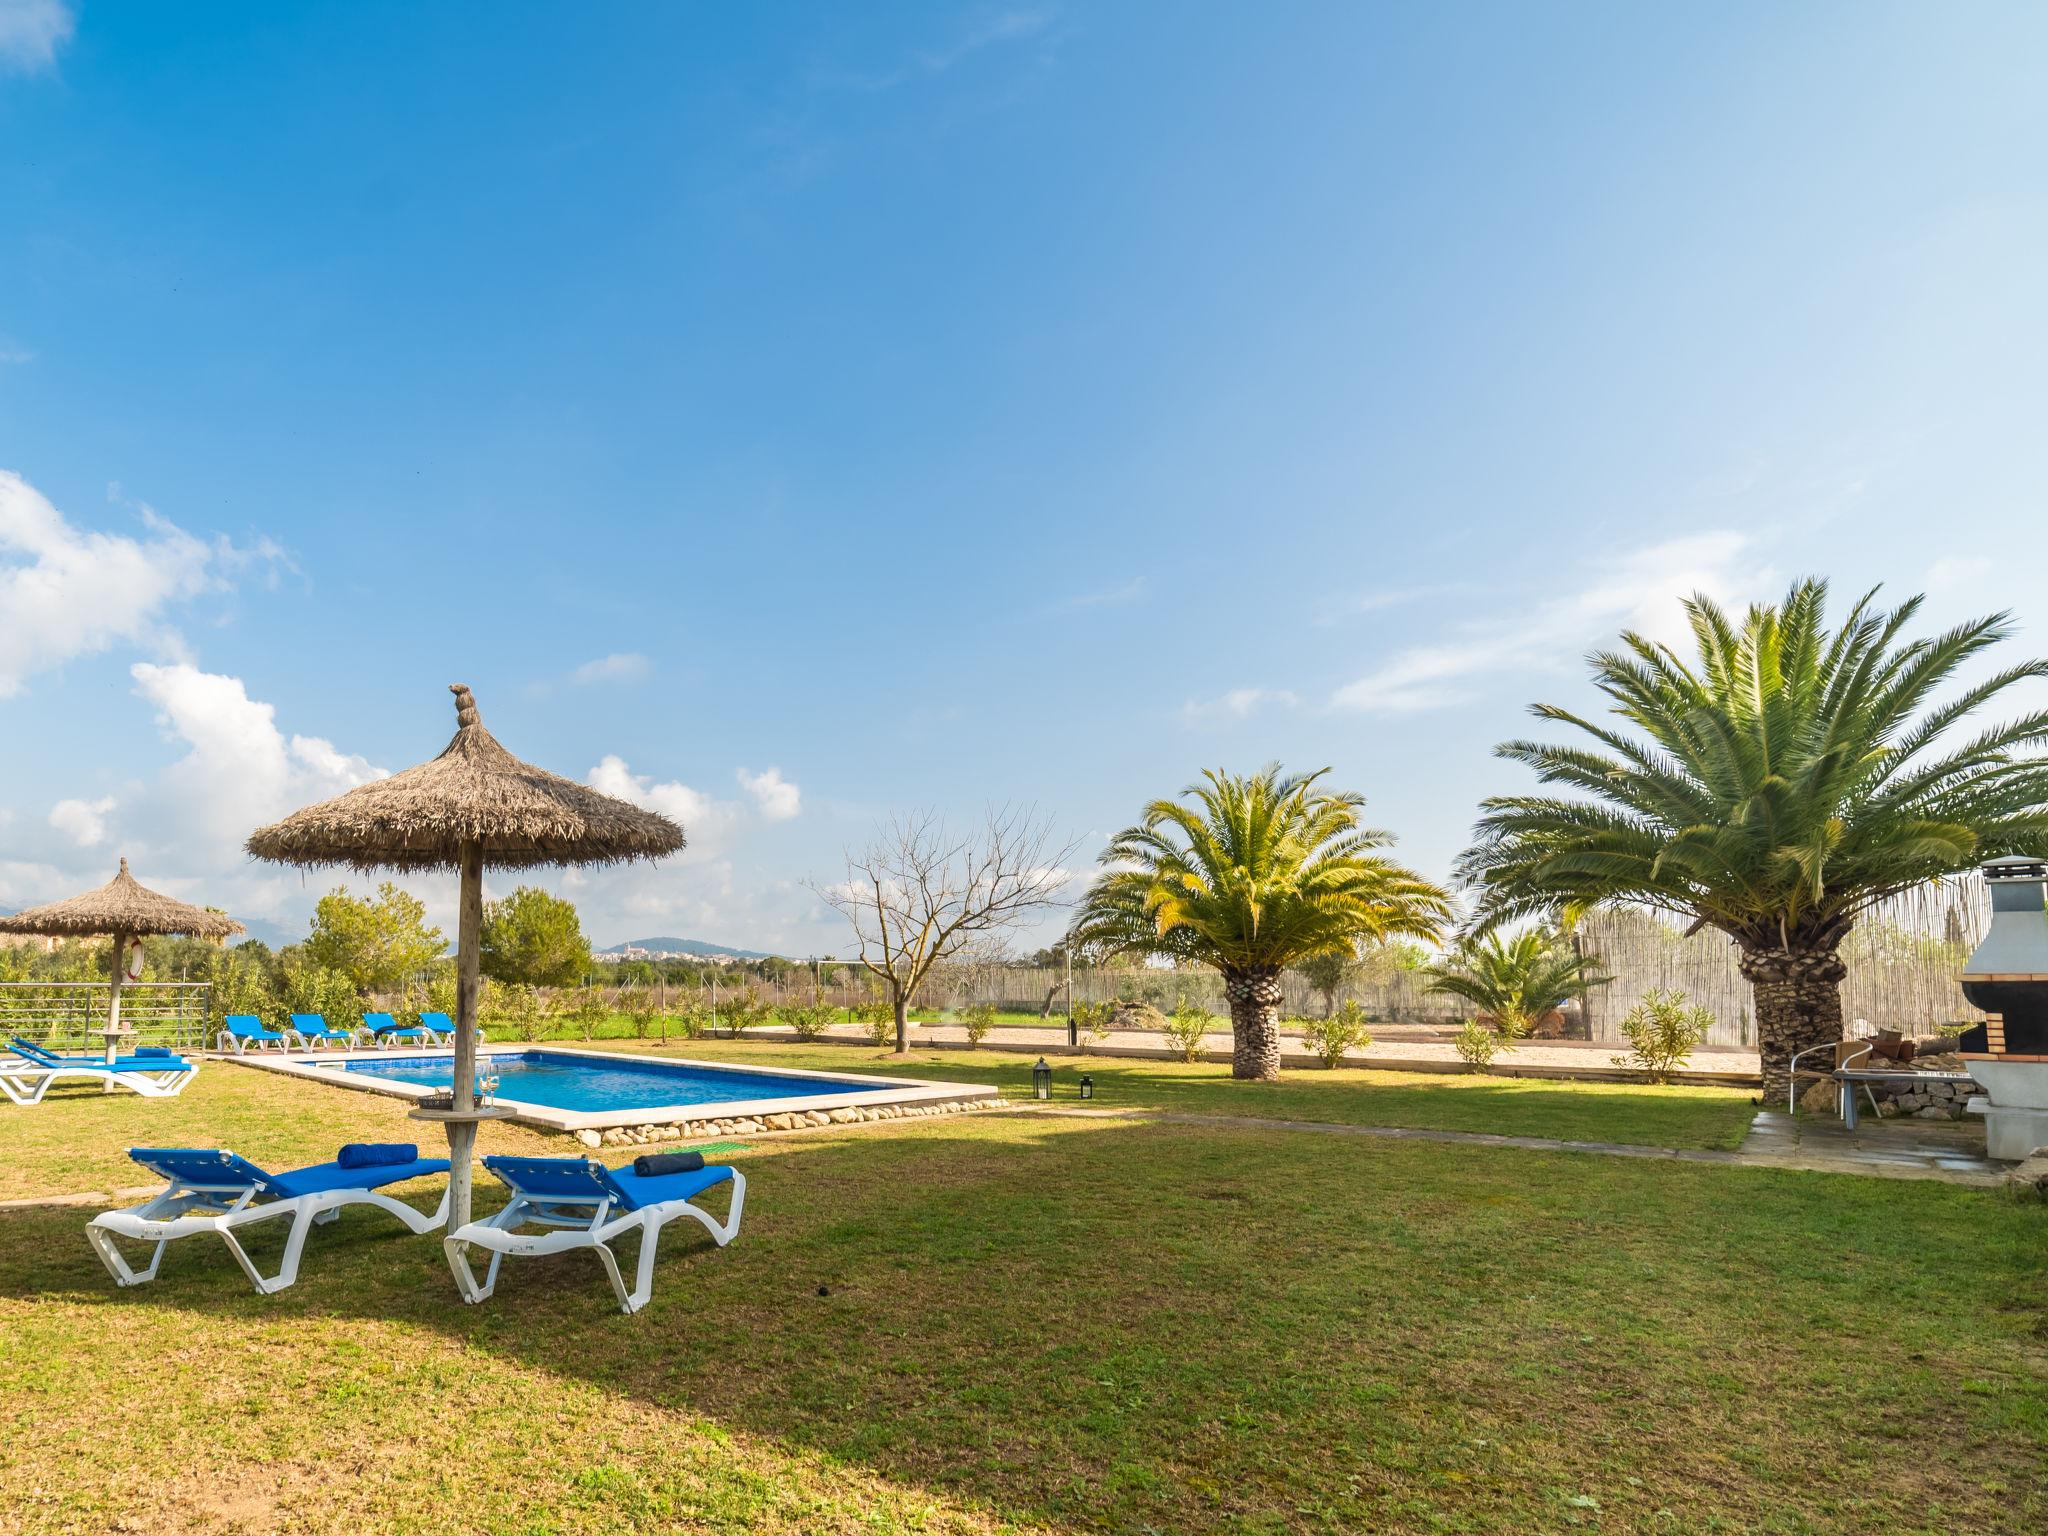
[1078,1074,1094,1100]
[1031,1057,1052,1100]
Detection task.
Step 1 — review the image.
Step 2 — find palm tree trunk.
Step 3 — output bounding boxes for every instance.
[1738,943,1847,1103]
[1222,965,1283,1081]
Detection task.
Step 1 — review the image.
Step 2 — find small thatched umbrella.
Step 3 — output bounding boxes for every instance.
[246,684,684,1228]
[0,858,244,1061]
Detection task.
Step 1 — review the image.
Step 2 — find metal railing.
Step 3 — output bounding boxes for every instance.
[0,982,213,1054]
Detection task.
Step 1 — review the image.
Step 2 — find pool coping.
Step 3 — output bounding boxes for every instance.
[226,1043,1001,1133]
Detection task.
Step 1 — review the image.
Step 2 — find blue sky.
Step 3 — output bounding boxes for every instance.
[3,1,2046,953]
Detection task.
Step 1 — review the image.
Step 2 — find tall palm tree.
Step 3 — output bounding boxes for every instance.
[1458,581,2048,1098]
[1426,929,1608,1036]
[1070,766,1450,1080]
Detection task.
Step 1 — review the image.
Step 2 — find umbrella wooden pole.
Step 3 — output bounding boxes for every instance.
[448,842,485,1231]
[105,927,127,1066]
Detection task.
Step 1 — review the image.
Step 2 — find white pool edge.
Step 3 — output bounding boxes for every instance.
[225,1043,1001,1133]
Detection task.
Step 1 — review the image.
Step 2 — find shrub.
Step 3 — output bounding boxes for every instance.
[671,999,711,1040]
[1071,1000,1114,1053]
[1612,988,1713,1083]
[278,953,359,1028]
[960,1002,998,1049]
[483,981,543,1038]
[207,945,278,1035]
[1453,1019,1501,1071]
[1298,998,1372,1068]
[569,988,611,1040]
[851,999,894,1048]
[622,988,659,1038]
[1162,995,1212,1062]
[782,1002,836,1041]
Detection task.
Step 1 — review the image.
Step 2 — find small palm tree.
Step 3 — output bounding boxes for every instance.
[1458,581,2048,1098]
[1426,929,1608,1037]
[1070,766,1450,1080]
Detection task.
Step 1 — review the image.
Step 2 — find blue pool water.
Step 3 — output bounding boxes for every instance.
[335,1050,851,1113]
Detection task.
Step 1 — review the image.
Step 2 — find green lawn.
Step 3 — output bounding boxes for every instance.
[583,1037,1764,1151]
[0,1095,2041,1535]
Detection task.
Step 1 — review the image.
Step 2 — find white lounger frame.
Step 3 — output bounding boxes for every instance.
[444,1170,745,1315]
[287,1025,362,1051]
[88,1171,452,1295]
[0,1059,196,1105]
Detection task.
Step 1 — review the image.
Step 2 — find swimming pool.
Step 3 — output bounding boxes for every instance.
[344,1050,850,1114]
[234,1043,999,1135]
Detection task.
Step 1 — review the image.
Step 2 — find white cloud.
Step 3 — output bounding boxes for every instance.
[1,665,391,932]
[0,471,281,697]
[49,794,116,847]
[130,662,385,851]
[1331,531,1773,713]
[587,754,737,855]
[573,652,651,685]
[1180,687,1300,724]
[0,339,31,366]
[0,0,72,73]
[737,766,802,821]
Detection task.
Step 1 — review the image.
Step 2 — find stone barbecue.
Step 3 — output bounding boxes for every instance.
[1957,855,2048,1159]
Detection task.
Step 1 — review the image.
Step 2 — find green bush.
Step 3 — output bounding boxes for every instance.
[781,1002,836,1041]
[483,980,545,1038]
[1453,1019,1501,1071]
[850,999,893,1048]
[207,945,278,1034]
[1298,998,1372,1068]
[568,988,610,1040]
[671,999,711,1040]
[277,953,360,1029]
[622,988,659,1038]
[1071,1000,1114,1053]
[719,984,767,1038]
[960,1002,998,1048]
[1611,988,1713,1083]
[1162,995,1212,1062]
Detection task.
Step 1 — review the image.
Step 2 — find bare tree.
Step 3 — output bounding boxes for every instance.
[815,806,1074,1054]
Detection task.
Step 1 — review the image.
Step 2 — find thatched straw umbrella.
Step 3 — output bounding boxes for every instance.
[0,858,244,1061]
[246,684,684,1228]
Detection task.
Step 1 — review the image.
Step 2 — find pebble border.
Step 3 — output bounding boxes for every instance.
[576,1095,1008,1148]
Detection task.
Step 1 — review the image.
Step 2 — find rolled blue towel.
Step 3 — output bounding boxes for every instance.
[135,1046,173,1058]
[337,1142,418,1170]
[631,1150,705,1177]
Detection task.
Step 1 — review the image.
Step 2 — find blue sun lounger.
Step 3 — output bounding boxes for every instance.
[445,1154,745,1314]
[1,1038,197,1104]
[217,1014,291,1053]
[414,1011,486,1045]
[288,1013,359,1050]
[417,1010,462,1044]
[362,1011,435,1048]
[87,1145,452,1294]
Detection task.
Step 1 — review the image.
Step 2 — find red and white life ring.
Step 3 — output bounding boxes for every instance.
[123,938,146,982]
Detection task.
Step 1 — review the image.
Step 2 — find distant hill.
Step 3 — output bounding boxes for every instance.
[599,937,778,961]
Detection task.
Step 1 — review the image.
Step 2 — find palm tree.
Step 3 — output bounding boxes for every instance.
[1425,929,1608,1037]
[1070,766,1450,1080]
[1458,581,2048,1099]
